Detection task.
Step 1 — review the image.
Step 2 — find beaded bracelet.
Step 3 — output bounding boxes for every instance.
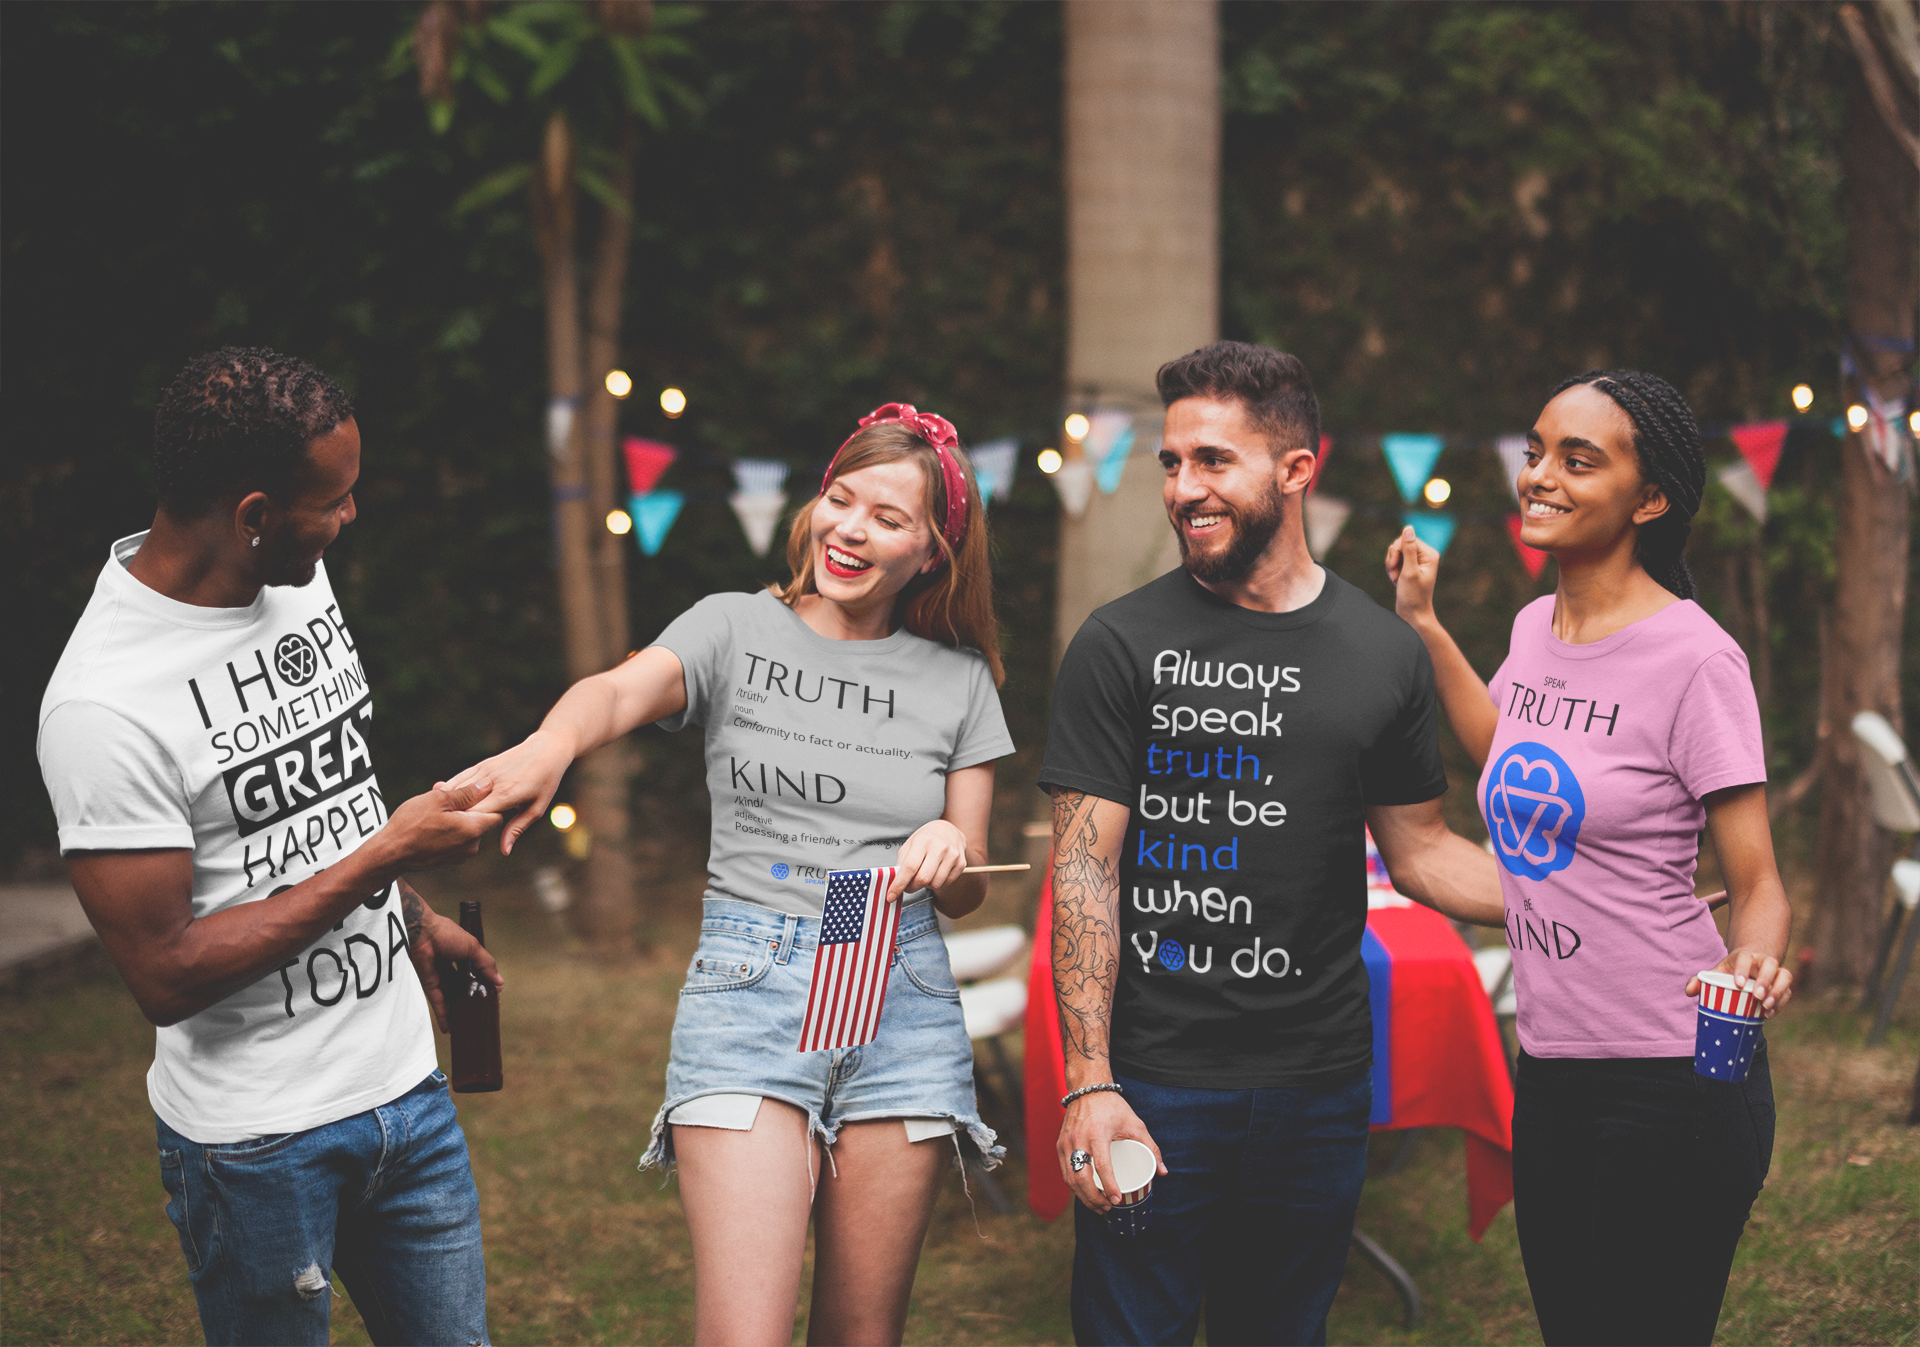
[1060,1081,1125,1108]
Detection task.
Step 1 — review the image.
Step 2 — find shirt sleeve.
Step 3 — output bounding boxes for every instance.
[39,700,193,854]
[650,595,735,732]
[1036,616,1140,807]
[1359,639,1450,806]
[1668,648,1767,798]
[948,657,1016,772]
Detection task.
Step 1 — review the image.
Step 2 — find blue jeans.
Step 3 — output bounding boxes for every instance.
[155,1071,489,1347]
[1071,1070,1373,1347]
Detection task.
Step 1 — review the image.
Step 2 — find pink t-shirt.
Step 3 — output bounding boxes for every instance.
[1478,596,1765,1058]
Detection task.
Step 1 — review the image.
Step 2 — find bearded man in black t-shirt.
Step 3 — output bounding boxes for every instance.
[1040,341,1504,1347]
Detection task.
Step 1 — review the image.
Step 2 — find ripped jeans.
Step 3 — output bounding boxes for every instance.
[155,1071,489,1347]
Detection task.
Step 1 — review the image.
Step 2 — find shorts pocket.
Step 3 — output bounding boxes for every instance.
[158,1147,205,1275]
[897,931,961,1001]
[681,928,778,996]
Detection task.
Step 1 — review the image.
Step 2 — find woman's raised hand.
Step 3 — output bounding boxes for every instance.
[1384,525,1441,626]
[437,729,576,856]
[889,819,971,901]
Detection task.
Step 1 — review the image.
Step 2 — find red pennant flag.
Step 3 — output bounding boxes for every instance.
[1729,421,1787,492]
[622,437,678,496]
[1309,433,1332,491]
[1506,515,1549,580]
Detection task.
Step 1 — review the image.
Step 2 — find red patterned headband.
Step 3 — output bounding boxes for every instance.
[821,402,969,550]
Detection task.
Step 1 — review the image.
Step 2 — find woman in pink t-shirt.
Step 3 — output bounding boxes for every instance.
[1385,370,1793,1347]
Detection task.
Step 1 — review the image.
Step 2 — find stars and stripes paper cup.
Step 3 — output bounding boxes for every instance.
[1091,1139,1158,1236]
[1695,970,1766,1083]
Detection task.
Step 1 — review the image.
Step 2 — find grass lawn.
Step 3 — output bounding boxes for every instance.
[3,869,1916,1346]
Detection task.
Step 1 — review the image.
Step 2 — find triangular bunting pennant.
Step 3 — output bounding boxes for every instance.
[1304,493,1352,560]
[1716,460,1768,524]
[1086,411,1135,495]
[732,458,790,497]
[970,439,1018,506]
[1728,422,1787,492]
[1405,510,1457,556]
[630,491,684,557]
[1051,458,1095,518]
[1309,434,1332,492]
[622,437,678,496]
[730,491,788,556]
[1383,434,1444,504]
[546,396,578,461]
[1504,515,1549,579]
[1497,435,1530,506]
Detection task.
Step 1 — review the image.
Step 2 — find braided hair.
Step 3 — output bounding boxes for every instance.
[1547,369,1705,600]
[152,347,355,517]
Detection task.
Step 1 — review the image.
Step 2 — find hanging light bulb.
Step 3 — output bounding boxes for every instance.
[1037,448,1063,474]
[1063,414,1090,442]
[549,803,578,831]
[660,387,687,418]
[1847,404,1870,432]
[605,369,633,399]
[1423,477,1452,505]
[606,508,633,535]
[1791,384,1813,412]
[1910,410,1920,436]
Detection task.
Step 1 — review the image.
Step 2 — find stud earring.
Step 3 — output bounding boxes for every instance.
[250,537,260,548]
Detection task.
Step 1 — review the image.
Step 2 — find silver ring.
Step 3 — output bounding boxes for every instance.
[1070,1149,1091,1173]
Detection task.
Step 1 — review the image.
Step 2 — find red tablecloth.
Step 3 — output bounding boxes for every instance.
[1024,878,1515,1239]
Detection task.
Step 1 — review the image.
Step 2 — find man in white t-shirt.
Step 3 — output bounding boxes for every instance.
[38,347,505,1347]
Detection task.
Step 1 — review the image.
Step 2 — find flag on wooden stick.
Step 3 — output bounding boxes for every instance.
[797,868,902,1052]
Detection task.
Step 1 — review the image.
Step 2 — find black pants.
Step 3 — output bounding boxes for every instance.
[1512,1043,1774,1347]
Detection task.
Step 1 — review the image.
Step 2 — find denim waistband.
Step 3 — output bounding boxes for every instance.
[699,894,939,948]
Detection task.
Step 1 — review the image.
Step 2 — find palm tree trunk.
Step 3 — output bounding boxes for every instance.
[1054,0,1221,662]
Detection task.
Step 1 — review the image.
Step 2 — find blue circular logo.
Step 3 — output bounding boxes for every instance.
[770,863,790,880]
[1157,939,1186,971]
[1483,741,1585,881]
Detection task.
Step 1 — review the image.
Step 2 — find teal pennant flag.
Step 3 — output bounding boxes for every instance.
[632,491,685,557]
[1404,509,1457,556]
[1382,434,1444,504]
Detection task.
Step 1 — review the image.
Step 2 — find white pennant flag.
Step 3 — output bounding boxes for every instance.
[1051,459,1095,518]
[1716,460,1768,524]
[1305,493,1352,560]
[731,492,788,556]
[1497,435,1530,505]
[733,458,790,496]
[970,439,1018,506]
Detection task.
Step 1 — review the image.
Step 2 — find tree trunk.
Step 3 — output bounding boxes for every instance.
[1053,0,1221,663]
[576,114,642,947]
[1811,48,1917,988]
[533,108,636,949]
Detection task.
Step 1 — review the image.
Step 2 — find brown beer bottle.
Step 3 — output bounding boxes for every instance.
[448,900,503,1093]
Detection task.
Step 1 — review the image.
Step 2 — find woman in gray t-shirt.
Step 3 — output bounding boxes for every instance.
[448,404,1013,1345]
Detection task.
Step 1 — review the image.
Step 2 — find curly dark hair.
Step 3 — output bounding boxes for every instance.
[1156,340,1321,457]
[1548,368,1706,600]
[151,347,356,516]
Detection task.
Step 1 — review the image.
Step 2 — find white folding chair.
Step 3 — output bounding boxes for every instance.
[939,925,1029,1214]
[1851,712,1920,1044]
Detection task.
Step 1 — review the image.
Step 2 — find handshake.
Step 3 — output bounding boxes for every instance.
[371,730,577,878]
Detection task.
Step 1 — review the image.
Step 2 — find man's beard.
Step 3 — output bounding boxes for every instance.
[1177,479,1286,584]
[256,533,321,588]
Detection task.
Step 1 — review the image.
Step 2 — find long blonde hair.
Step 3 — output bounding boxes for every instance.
[774,421,1005,686]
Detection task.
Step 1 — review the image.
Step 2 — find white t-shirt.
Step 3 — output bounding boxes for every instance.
[37,533,436,1142]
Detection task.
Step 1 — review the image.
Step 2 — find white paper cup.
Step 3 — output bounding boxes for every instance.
[1091,1139,1157,1234]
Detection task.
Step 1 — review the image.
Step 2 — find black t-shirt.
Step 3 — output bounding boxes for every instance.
[1039,566,1447,1088]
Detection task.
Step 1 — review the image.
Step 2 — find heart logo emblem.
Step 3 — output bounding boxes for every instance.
[1483,741,1586,880]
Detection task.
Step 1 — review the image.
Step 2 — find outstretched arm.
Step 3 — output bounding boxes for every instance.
[1050,788,1164,1211]
[1386,526,1499,768]
[444,645,689,853]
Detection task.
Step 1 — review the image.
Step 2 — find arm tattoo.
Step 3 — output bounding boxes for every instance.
[399,880,430,946]
[1051,790,1120,1070]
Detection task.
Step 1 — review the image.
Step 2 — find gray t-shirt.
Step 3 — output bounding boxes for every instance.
[655,590,1015,915]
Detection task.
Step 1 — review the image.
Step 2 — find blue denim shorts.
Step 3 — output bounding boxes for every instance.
[641,896,1001,1172]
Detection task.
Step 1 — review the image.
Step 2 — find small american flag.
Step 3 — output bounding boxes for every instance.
[797,867,902,1052]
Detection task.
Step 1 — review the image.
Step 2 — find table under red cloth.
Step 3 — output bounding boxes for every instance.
[1024,877,1515,1240]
